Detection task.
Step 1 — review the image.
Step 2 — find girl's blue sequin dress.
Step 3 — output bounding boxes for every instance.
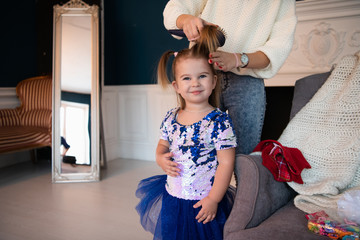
[136,108,237,240]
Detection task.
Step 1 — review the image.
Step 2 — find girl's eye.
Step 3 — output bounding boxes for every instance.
[182,77,191,81]
[199,74,207,79]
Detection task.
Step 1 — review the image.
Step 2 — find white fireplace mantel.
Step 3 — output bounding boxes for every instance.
[265,0,360,86]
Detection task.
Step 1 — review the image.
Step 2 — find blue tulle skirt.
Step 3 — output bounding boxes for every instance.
[135,175,235,240]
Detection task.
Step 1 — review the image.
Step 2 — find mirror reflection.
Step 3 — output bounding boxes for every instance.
[52,0,100,182]
[60,15,92,174]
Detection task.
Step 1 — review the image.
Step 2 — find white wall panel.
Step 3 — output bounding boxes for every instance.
[118,91,148,141]
[0,88,20,109]
[102,91,117,141]
[103,85,177,161]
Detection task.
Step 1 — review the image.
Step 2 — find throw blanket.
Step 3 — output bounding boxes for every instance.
[278,51,360,220]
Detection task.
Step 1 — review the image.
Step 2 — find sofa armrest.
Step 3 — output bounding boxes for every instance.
[224,154,296,236]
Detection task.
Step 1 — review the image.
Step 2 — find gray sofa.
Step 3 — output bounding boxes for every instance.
[224,72,332,240]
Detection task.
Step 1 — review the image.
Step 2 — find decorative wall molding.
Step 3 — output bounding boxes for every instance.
[301,22,345,68]
[0,88,19,109]
[295,0,360,21]
[265,0,360,86]
[349,30,360,47]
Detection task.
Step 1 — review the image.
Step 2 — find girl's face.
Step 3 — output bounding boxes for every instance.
[172,57,217,108]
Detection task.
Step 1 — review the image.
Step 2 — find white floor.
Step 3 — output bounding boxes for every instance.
[0,158,162,240]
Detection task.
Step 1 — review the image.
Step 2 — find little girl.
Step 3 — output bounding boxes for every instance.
[135,26,237,240]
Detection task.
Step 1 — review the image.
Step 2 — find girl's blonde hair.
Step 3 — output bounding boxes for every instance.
[157,25,223,109]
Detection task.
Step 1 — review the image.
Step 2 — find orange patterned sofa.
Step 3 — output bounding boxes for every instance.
[0,76,52,155]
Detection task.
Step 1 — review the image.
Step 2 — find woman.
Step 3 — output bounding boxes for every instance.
[163,0,297,154]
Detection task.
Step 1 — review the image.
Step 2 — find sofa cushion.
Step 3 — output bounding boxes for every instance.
[228,201,328,240]
[290,71,331,120]
[0,126,51,153]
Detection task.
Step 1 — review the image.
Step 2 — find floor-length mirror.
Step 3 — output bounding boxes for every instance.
[52,0,100,182]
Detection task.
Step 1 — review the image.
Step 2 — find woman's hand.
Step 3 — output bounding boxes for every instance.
[176,14,215,41]
[208,51,238,72]
[193,196,218,224]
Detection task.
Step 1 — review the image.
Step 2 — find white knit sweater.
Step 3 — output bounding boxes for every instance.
[163,0,297,79]
[278,52,360,219]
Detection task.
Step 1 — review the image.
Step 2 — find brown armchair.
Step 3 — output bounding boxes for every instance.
[0,75,52,155]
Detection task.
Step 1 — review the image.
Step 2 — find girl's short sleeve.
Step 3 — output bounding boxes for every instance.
[214,114,237,150]
[159,108,175,141]
[159,118,168,141]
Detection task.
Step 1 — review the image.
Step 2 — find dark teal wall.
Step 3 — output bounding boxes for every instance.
[0,0,37,87]
[0,0,297,140]
[104,0,188,85]
[1,0,187,87]
[0,0,303,87]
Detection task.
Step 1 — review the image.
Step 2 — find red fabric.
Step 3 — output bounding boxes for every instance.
[253,140,311,184]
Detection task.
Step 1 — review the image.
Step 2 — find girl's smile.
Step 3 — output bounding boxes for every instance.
[191,90,202,95]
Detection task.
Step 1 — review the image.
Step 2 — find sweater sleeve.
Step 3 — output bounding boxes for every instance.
[249,1,297,79]
[163,0,208,30]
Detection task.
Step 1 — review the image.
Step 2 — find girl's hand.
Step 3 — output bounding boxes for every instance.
[209,51,238,72]
[193,196,218,224]
[176,14,215,42]
[157,152,181,177]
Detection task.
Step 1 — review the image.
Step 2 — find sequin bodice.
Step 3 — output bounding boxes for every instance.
[159,108,237,200]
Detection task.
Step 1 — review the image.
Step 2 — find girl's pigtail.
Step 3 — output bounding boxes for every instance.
[157,51,175,88]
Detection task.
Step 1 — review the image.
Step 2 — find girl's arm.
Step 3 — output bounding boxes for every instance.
[193,147,235,223]
[156,139,180,177]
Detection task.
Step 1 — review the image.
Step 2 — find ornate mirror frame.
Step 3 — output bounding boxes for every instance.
[52,0,100,183]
